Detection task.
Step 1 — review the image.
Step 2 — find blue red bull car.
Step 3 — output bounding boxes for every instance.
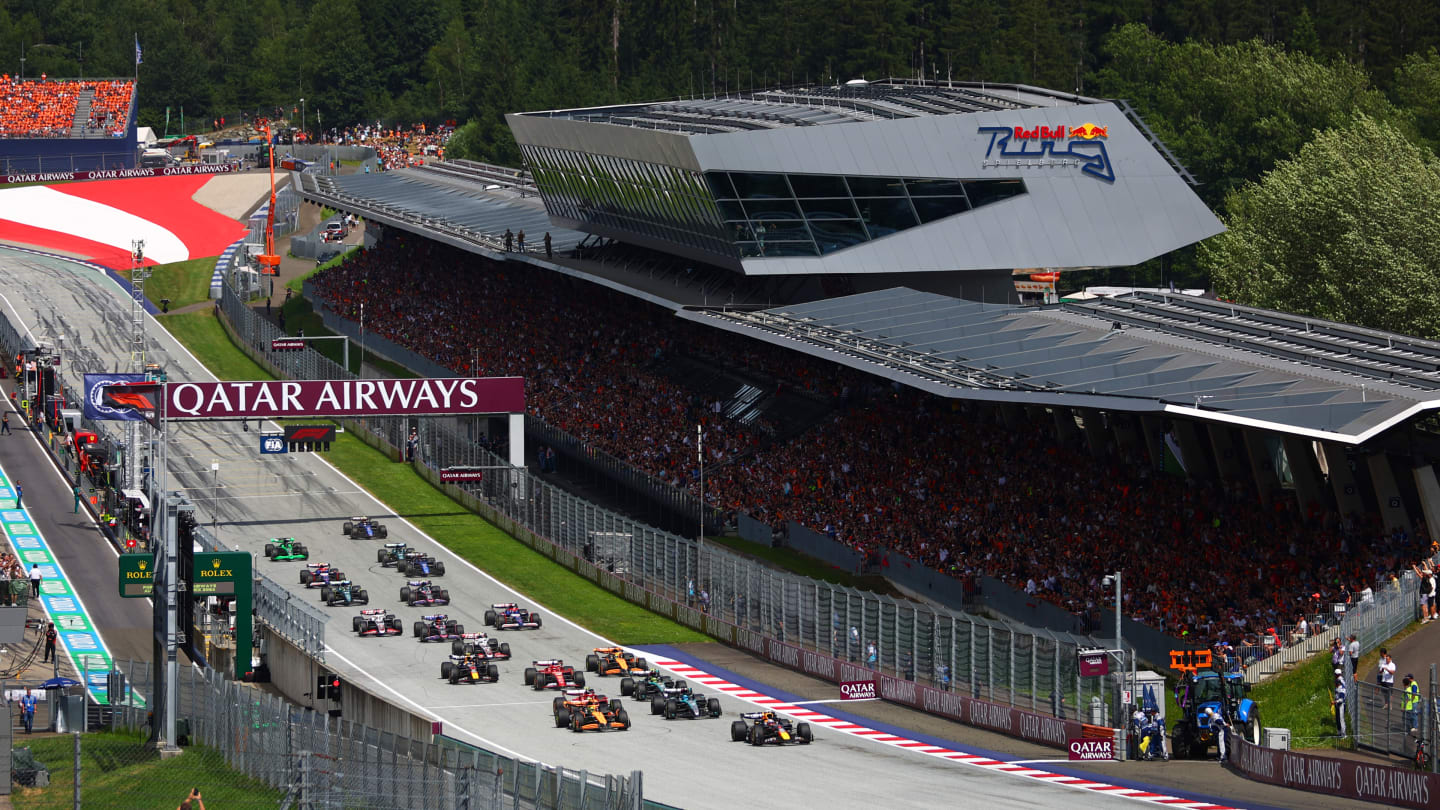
[730,711,812,746]
[414,614,465,642]
[299,563,346,588]
[400,580,449,607]
[524,659,585,690]
[486,602,542,631]
[442,654,499,684]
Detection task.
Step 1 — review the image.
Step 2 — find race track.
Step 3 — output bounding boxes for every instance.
[0,247,1136,809]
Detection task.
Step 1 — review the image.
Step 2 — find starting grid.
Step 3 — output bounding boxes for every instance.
[0,466,139,706]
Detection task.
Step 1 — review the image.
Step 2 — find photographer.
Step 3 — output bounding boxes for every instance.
[178,788,205,810]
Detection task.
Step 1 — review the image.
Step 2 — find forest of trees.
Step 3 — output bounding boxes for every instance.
[7,0,1440,334]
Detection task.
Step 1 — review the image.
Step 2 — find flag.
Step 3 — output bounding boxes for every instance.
[134,34,142,65]
[102,381,164,430]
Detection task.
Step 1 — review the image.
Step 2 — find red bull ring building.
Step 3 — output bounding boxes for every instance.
[295,79,1440,561]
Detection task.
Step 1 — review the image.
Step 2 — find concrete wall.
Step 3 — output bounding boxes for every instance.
[0,136,136,173]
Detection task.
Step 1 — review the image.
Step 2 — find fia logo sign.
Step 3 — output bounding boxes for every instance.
[260,435,287,454]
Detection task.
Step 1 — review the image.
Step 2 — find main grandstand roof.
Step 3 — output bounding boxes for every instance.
[517,79,1098,136]
[679,288,1440,443]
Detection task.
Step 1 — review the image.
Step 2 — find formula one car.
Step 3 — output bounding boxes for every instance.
[264,537,309,561]
[524,659,586,690]
[397,551,446,578]
[414,614,465,642]
[377,543,413,567]
[553,689,631,732]
[342,516,388,539]
[441,654,499,684]
[586,647,647,677]
[653,685,722,720]
[321,580,369,607]
[299,563,346,587]
[400,580,449,607]
[451,633,512,660]
[621,670,682,702]
[730,712,812,746]
[353,609,403,636]
[485,603,542,631]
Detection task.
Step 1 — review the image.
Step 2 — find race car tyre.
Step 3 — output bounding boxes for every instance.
[708,698,722,717]
[413,621,425,638]
[651,696,666,716]
[731,720,748,742]
[798,723,813,743]
[264,543,275,558]
[499,642,511,657]
[635,658,648,670]
[297,545,308,559]
[620,677,635,697]
[555,707,570,728]
[441,662,453,681]
[571,713,582,733]
[400,586,412,603]
[586,654,599,672]
[435,561,444,576]
[445,619,458,633]
[532,675,547,691]
[387,617,402,632]
[552,696,566,715]
[573,672,585,687]
[618,710,631,730]
[356,590,368,605]
[352,616,363,633]
[439,589,450,603]
[320,587,332,603]
[665,699,677,720]
[452,641,466,656]
[377,525,388,539]
[750,726,764,747]
[534,614,543,628]
[343,522,353,536]
[487,664,498,680]
[523,667,536,686]
[455,624,465,635]
[397,561,409,576]
[484,610,497,626]
[300,570,313,585]
[449,671,460,685]
[376,548,387,564]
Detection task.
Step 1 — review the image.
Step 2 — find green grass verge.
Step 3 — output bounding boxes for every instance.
[129,257,218,311]
[12,730,283,810]
[160,308,705,645]
[286,244,359,293]
[275,295,415,378]
[707,535,903,596]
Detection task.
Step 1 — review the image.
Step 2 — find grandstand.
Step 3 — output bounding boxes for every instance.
[0,76,138,174]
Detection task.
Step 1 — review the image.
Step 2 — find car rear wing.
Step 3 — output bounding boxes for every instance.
[739,712,771,721]
[448,654,470,661]
[533,659,564,667]
[422,614,449,622]
[457,633,488,640]
[592,647,623,654]
[266,538,293,543]
[306,563,328,569]
[385,542,407,550]
[491,603,519,610]
[406,580,431,586]
[351,516,369,521]
[359,609,387,616]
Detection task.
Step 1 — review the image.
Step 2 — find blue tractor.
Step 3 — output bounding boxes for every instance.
[1170,650,1261,759]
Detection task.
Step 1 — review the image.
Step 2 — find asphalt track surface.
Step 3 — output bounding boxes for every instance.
[4,247,1350,809]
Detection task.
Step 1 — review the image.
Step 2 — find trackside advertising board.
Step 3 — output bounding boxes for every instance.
[165,378,524,419]
[0,164,240,185]
[1230,735,1440,809]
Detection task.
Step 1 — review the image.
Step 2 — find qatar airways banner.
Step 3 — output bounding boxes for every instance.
[1230,736,1440,809]
[165,378,524,419]
[1,163,240,185]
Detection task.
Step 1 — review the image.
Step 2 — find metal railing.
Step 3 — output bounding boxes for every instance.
[220,273,1125,723]
[101,662,640,809]
[1244,573,1424,683]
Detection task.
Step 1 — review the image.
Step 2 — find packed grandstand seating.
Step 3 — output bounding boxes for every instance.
[311,235,1436,650]
[316,122,450,169]
[0,76,134,138]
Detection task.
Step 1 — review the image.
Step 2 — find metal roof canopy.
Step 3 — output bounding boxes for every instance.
[678,288,1440,444]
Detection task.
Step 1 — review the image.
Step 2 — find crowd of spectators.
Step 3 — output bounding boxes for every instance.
[0,76,84,137]
[315,122,452,170]
[310,235,1435,649]
[0,551,25,605]
[87,80,136,137]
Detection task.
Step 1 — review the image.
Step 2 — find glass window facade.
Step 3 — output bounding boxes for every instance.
[520,145,1029,262]
[520,144,735,259]
[705,171,1027,257]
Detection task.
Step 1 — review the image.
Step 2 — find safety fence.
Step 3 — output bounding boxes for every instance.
[77,662,641,809]
[0,152,136,176]
[220,273,1126,728]
[1244,572,1424,684]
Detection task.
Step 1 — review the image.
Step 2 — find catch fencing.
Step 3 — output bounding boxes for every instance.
[71,663,641,809]
[221,274,1125,725]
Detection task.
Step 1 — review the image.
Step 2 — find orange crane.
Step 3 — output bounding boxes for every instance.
[255,119,282,276]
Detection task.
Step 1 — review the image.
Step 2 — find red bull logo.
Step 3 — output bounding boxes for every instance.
[1069,122,1108,140]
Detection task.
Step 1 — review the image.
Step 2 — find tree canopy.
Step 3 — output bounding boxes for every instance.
[1200,115,1440,339]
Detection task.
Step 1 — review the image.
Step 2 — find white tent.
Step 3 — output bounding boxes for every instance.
[136,126,158,149]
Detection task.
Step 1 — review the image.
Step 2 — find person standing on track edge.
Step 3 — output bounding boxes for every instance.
[19,689,36,733]
[28,563,41,598]
[1,411,9,434]
[13,480,20,508]
[42,622,56,663]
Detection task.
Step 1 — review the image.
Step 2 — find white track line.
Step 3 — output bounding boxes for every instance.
[645,658,1240,810]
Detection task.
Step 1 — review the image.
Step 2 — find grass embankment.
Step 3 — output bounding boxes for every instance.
[12,731,282,810]
[128,256,219,311]
[159,308,704,645]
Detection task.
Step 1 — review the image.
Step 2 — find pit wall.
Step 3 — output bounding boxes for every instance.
[1229,734,1440,809]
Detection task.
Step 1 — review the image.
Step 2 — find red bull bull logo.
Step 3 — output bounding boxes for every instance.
[1069,122,1108,139]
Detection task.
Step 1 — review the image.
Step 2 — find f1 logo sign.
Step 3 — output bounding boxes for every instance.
[260,435,287,454]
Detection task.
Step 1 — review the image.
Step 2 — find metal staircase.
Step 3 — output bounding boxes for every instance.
[70,88,95,138]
